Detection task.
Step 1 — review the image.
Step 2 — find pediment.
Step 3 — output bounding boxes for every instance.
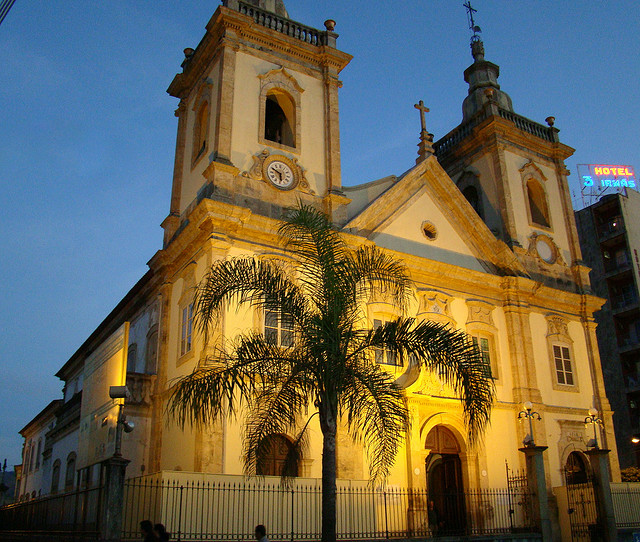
[344,156,527,277]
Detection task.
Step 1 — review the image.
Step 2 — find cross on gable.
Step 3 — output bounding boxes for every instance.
[414,100,430,133]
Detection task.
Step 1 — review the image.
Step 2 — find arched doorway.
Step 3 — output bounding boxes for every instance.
[256,434,299,477]
[425,425,466,535]
[565,451,589,485]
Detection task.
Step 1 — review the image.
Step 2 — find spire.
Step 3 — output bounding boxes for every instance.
[461,2,513,122]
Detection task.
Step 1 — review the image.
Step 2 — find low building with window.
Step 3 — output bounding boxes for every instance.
[14,1,619,526]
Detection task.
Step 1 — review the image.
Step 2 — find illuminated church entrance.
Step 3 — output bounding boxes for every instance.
[425,425,466,535]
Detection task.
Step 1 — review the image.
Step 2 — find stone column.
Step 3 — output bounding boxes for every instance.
[519,445,552,542]
[100,456,130,542]
[585,448,617,542]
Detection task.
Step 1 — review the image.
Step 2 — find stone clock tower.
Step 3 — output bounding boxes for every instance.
[162,0,352,246]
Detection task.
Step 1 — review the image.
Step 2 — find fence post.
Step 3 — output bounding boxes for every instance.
[177,485,184,542]
[100,455,130,542]
[585,448,617,542]
[519,445,552,542]
[383,489,389,540]
[290,488,295,542]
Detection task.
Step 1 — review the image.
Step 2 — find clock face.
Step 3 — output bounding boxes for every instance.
[266,160,294,189]
[536,237,556,264]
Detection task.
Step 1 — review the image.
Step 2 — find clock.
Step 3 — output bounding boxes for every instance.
[261,155,298,190]
[266,160,294,189]
[535,235,557,264]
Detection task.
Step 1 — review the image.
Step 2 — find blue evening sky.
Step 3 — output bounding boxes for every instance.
[1,2,638,467]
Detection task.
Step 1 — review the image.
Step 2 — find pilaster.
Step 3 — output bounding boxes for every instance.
[322,63,343,195]
[212,41,237,166]
[580,311,620,480]
[148,283,172,474]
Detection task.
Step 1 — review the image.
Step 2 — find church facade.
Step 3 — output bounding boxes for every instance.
[16,0,619,508]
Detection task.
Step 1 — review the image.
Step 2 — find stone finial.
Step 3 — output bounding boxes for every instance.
[471,39,484,61]
[324,19,336,31]
[183,48,195,58]
[545,116,555,127]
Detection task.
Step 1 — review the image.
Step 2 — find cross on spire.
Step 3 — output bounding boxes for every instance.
[414,100,430,134]
[414,100,434,164]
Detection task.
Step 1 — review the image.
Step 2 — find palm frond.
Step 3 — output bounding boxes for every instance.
[364,318,495,444]
[340,359,409,484]
[340,245,413,315]
[193,258,311,341]
[167,332,305,428]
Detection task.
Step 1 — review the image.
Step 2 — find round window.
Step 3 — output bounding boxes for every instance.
[422,221,438,241]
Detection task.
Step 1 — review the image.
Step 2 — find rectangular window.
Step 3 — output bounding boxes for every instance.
[265,306,294,347]
[373,319,400,366]
[472,336,494,378]
[554,344,573,385]
[181,303,193,356]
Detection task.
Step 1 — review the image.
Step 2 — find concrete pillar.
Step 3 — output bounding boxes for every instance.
[520,445,552,542]
[100,456,130,542]
[585,448,617,542]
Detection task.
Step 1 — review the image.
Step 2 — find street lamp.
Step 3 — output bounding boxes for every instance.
[109,386,135,457]
[584,407,604,449]
[517,401,541,447]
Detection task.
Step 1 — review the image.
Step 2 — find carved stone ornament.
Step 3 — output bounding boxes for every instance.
[546,314,569,338]
[527,232,565,266]
[419,291,452,318]
[243,149,314,194]
[466,300,494,326]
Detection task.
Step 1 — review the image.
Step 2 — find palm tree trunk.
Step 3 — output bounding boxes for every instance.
[320,407,337,542]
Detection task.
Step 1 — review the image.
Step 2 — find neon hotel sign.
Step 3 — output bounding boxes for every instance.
[581,164,636,189]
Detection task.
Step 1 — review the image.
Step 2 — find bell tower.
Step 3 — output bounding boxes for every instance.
[162,1,352,246]
[434,6,588,292]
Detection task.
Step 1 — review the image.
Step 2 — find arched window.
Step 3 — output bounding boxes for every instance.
[264,91,295,148]
[51,459,61,494]
[193,101,210,162]
[127,343,138,372]
[145,326,159,374]
[24,444,31,474]
[35,439,42,470]
[65,452,77,490]
[456,172,484,220]
[565,451,588,485]
[462,185,483,219]
[527,179,550,228]
[256,434,299,477]
[29,442,35,472]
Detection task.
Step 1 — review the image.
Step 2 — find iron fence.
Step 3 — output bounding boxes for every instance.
[611,483,640,528]
[121,475,539,541]
[0,484,102,539]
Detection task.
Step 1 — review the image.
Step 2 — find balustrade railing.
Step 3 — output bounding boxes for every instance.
[435,107,555,157]
[225,0,323,46]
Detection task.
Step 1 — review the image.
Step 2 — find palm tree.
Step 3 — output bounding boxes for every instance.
[168,204,494,542]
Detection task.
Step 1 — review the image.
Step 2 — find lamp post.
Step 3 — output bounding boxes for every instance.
[108,386,134,458]
[584,407,604,449]
[517,401,542,447]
